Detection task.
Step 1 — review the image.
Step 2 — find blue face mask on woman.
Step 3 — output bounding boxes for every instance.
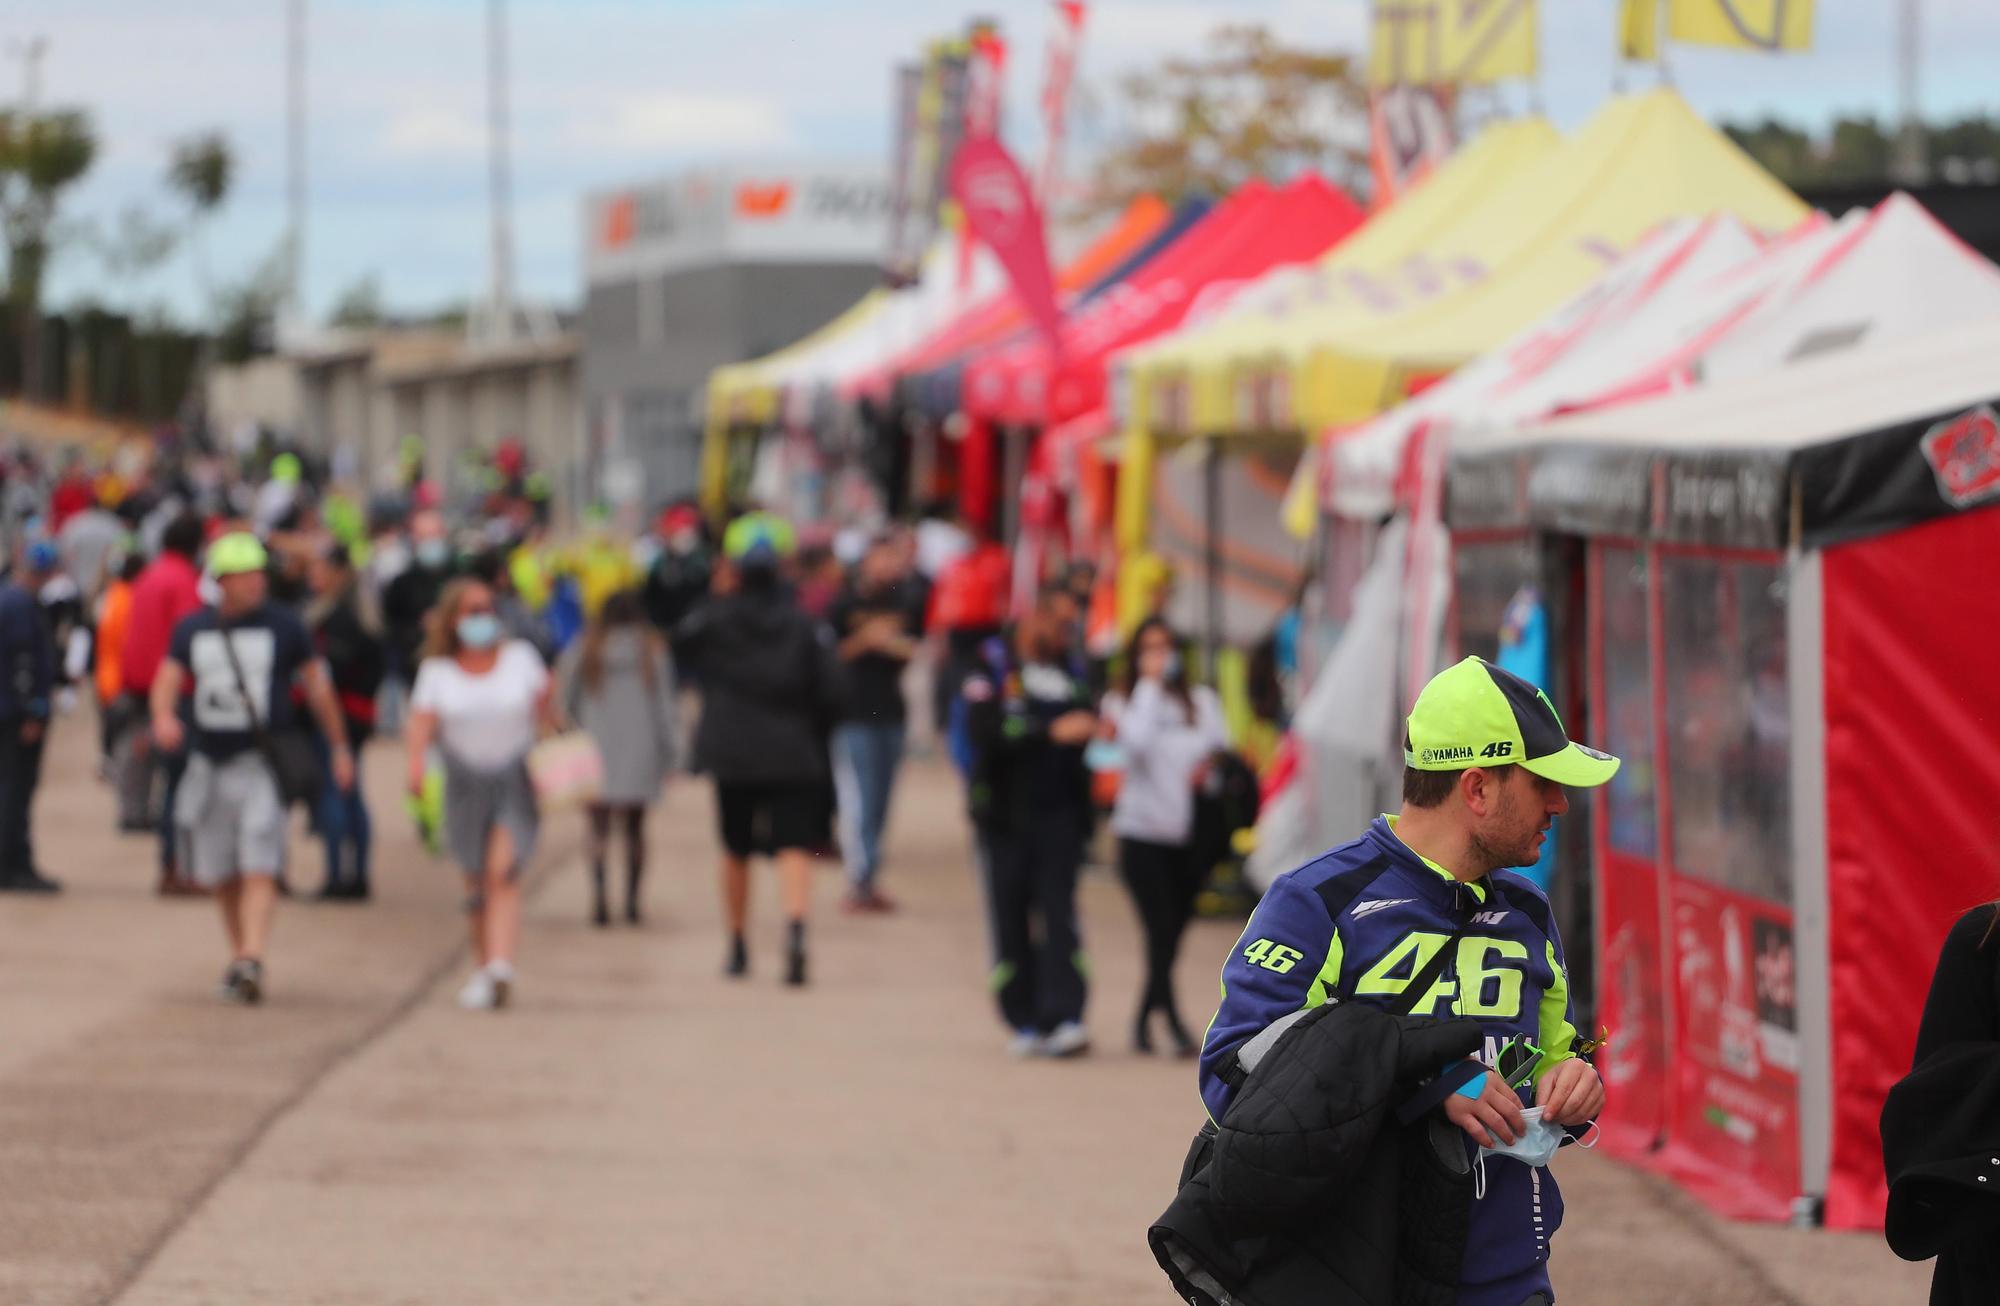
[457,613,501,650]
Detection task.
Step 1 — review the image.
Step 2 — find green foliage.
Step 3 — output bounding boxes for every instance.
[167,131,233,213]
[1724,113,2000,188]
[1088,24,1368,216]
[214,243,292,364]
[329,274,386,329]
[0,108,99,312]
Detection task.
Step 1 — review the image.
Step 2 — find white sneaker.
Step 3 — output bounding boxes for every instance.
[1040,1021,1090,1058]
[457,969,497,1010]
[485,960,514,1009]
[1007,1029,1043,1058]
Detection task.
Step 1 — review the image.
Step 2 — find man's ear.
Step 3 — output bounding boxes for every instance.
[1457,766,1496,817]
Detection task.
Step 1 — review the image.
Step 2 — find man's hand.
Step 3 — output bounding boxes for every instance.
[1048,710,1097,745]
[1443,1069,1526,1148]
[1536,1057,1605,1127]
[331,744,356,793]
[153,715,185,754]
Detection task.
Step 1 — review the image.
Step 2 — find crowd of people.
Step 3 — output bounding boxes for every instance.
[0,442,1252,1059]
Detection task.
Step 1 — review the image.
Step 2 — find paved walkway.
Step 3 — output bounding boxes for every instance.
[0,717,1930,1304]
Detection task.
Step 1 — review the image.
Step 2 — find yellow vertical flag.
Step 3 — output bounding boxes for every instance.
[1370,0,1537,88]
[1668,0,1813,52]
[1619,0,1662,60]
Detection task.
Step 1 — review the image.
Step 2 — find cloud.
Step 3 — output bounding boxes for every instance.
[579,93,796,155]
[382,109,488,158]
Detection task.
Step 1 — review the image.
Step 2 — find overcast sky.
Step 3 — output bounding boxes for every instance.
[11,0,1999,323]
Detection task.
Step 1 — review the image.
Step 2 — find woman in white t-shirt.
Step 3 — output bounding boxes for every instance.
[406,578,555,1011]
[1098,617,1227,1057]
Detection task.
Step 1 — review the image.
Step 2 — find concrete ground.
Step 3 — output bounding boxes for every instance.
[0,715,1932,1305]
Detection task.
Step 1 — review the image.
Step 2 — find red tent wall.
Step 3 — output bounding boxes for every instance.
[1820,503,2000,1230]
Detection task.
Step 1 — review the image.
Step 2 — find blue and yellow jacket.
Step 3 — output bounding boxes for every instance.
[1199,815,1584,1297]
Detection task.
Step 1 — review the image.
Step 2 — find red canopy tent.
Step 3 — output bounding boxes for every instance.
[962,174,1365,429]
[955,175,1365,532]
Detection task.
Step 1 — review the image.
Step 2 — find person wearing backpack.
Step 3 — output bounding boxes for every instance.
[1179,658,1614,1306]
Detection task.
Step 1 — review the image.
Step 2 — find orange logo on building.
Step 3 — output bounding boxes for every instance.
[601,194,636,249]
[735,181,792,218]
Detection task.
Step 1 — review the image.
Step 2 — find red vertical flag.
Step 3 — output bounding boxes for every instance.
[949,135,1063,355]
[1037,1,1088,206]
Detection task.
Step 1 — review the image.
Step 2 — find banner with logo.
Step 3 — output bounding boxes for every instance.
[1369,0,1538,88]
[949,135,1063,353]
[1669,0,1813,52]
[1658,874,1801,1220]
[1368,85,1455,209]
[1620,0,1814,58]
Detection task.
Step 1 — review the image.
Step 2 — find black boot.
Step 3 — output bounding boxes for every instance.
[725,934,749,978]
[624,857,643,925]
[590,861,609,928]
[1133,1005,1155,1055]
[784,919,808,987]
[1164,1009,1199,1059]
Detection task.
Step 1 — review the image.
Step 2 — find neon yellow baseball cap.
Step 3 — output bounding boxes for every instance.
[1405,657,1620,788]
[723,511,796,562]
[207,532,269,577]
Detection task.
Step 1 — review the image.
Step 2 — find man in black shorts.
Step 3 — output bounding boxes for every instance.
[674,513,841,986]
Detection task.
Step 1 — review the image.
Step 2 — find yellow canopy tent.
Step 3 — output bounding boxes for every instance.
[699,289,890,515]
[1114,91,1804,594]
[1120,115,1561,407]
[1109,116,1560,606]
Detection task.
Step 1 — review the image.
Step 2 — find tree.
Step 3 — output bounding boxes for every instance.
[167,131,234,321]
[0,108,98,397]
[213,242,291,365]
[329,274,386,329]
[90,204,181,319]
[1086,24,1368,216]
[1724,112,2000,189]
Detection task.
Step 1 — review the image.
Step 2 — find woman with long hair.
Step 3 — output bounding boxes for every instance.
[406,578,556,1010]
[1100,616,1225,1056]
[558,588,677,926]
[305,542,386,900]
[1882,902,2000,1301]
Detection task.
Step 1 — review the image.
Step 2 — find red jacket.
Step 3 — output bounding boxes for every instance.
[121,554,204,695]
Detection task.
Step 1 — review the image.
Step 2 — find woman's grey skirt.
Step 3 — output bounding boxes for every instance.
[441,750,539,879]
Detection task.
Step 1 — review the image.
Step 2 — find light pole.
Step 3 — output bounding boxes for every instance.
[4,34,48,112]
[485,0,517,345]
[286,0,307,328]
[1892,0,1927,185]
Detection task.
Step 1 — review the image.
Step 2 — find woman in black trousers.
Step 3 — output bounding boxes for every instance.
[1099,617,1226,1056]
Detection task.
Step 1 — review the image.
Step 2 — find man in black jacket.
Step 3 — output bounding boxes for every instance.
[961,582,1096,1058]
[1162,658,1614,1306]
[380,509,454,705]
[674,514,840,987]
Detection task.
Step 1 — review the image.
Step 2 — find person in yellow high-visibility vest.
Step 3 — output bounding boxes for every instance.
[569,509,640,619]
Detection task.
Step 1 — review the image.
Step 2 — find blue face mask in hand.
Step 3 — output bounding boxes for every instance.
[1480,1106,1565,1168]
[1474,1106,1593,1199]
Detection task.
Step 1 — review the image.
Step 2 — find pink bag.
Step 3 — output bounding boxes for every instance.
[527,731,604,811]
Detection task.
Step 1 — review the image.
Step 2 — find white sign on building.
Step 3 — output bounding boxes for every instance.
[583,162,890,284]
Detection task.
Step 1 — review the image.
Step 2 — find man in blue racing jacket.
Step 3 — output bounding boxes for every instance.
[1200,657,1616,1306]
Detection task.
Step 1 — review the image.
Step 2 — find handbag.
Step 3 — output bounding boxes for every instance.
[216,619,324,806]
[527,730,604,812]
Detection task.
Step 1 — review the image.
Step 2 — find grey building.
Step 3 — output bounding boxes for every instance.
[580,163,889,511]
